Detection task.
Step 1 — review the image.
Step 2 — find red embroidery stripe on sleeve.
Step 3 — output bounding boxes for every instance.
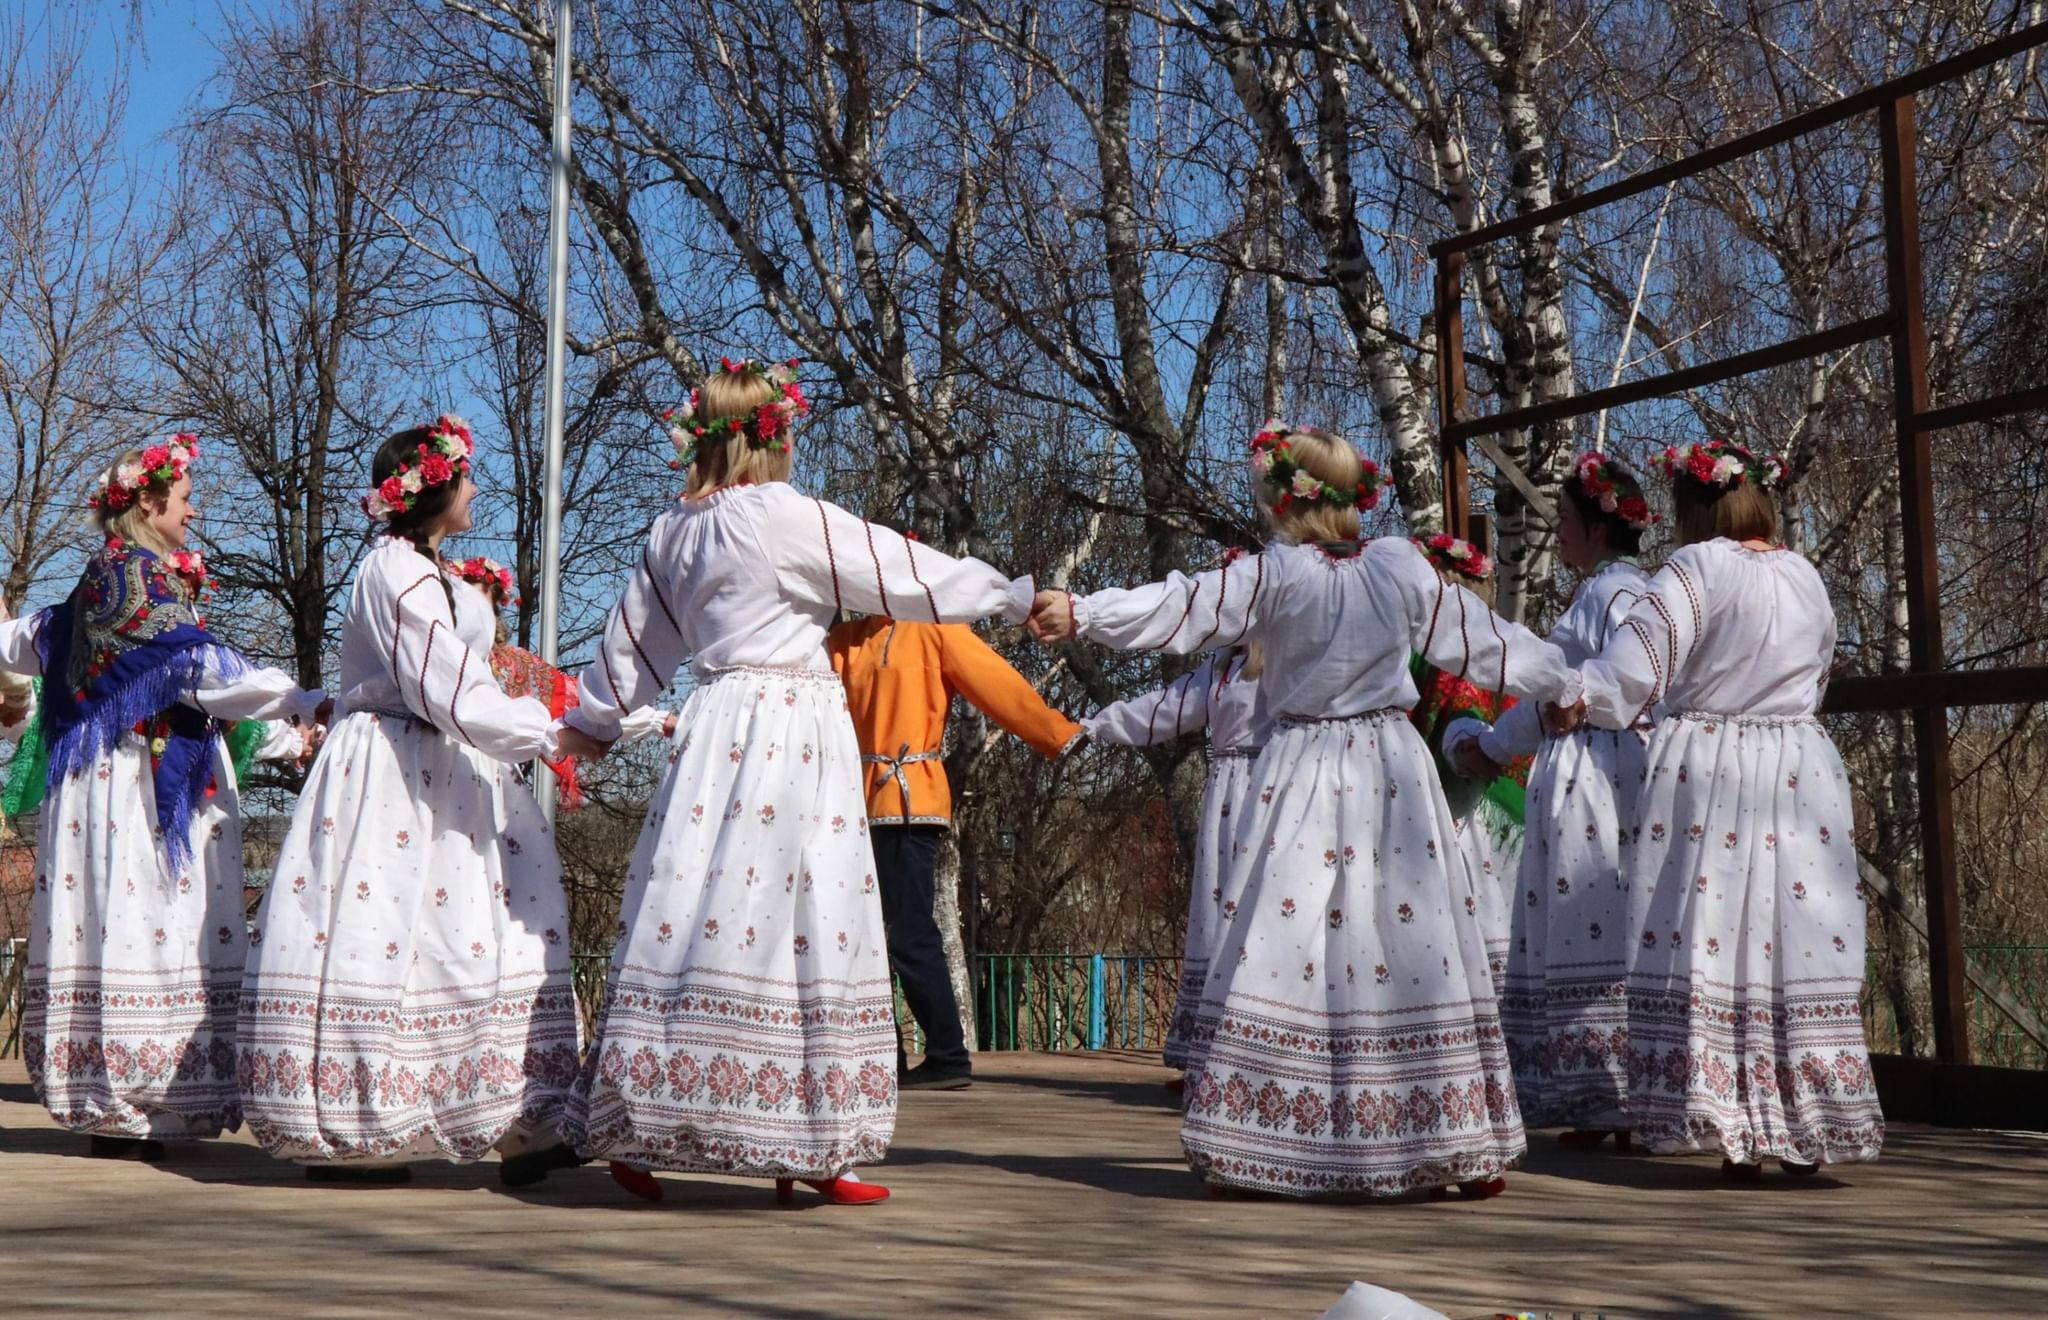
[600,642,626,708]
[1669,560,1703,638]
[1646,593,1683,679]
[1173,671,1198,737]
[812,499,844,613]
[1222,556,1263,648]
[1155,579,1201,652]
[619,600,656,675]
[1422,575,1446,657]
[418,619,442,722]
[447,638,474,745]
[640,546,684,639]
[390,573,444,687]
[1622,617,1664,715]
[863,519,891,618]
[904,541,939,622]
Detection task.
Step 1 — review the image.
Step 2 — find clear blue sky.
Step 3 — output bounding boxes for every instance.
[79,1,225,177]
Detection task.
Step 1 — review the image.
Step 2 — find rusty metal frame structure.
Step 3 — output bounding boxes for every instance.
[1430,20,2048,1068]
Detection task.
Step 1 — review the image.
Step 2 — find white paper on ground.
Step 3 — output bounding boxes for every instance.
[1315,1281,1452,1320]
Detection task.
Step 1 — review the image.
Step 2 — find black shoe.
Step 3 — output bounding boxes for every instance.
[305,1164,413,1185]
[901,1062,972,1091]
[499,1144,589,1188]
[88,1135,167,1162]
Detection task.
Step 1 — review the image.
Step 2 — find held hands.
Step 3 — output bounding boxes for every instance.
[1542,699,1588,736]
[556,725,614,763]
[296,722,327,770]
[1447,734,1503,781]
[661,712,680,739]
[1026,590,1075,643]
[0,692,28,729]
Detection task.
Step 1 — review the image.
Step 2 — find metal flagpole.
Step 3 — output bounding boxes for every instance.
[536,0,573,826]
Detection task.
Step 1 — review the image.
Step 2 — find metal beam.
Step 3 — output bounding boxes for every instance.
[1824,667,2048,713]
[535,0,574,825]
[1880,93,1969,1064]
[1442,316,1889,443]
[1432,19,2048,258]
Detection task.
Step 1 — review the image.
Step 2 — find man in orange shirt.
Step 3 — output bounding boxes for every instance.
[829,599,1080,1090]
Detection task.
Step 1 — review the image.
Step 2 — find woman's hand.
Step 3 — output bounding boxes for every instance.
[1542,699,1588,736]
[557,726,613,762]
[1027,590,1075,643]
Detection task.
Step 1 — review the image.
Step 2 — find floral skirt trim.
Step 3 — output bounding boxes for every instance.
[1178,1002,1526,1197]
[25,970,243,1138]
[568,970,900,1178]
[237,978,580,1162]
[1624,983,1884,1163]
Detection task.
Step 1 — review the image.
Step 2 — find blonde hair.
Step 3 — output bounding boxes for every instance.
[1673,479,1776,547]
[1253,427,1363,544]
[92,449,182,558]
[685,368,797,498]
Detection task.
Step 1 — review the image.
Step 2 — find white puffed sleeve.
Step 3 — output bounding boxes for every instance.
[381,556,556,763]
[1072,553,1270,655]
[1083,659,1218,747]
[1579,545,1709,729]
[768,486,1033,626]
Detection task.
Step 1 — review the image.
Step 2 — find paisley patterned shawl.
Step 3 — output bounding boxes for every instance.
[490,641,583,810]
[33,543,245,869]
[1408,652,1529,826]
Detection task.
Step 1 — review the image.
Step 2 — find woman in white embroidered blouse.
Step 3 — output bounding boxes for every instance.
[238,418,582,1186]
[1082,640,1268,1080]
[1031,423,1581,1200]
[1562,439,1882,1177]
[0,447,326,1161]
[1442,452,1657,1142]
[557,359,1033,1207]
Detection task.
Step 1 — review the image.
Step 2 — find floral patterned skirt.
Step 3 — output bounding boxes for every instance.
[1179,712,1524,1197]
[24,739,253,1138]
[237,711,578,1162]
[565,667,897,1178]
[1625,713,1882,1163]
[1163,751,1257,1070]
[1500,726,1650,1128]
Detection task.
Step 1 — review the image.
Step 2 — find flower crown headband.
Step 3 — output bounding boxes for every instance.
[363,415,474,521]
[450,555,518,605]
[665,357,810,470]
[1569,451,1657,531]
[92,435,199,513]
[1250,421,1393,516]
[1414,532,1493,582]
[1655,438,1787,492]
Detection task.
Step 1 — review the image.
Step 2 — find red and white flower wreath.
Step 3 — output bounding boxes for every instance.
[363,415,474,520]
[92,434,199,513]
[1570,450,1657,530]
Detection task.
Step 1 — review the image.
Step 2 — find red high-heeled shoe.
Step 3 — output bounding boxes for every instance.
[1163,1075,1186,1095]
[1426,1177,1508,1201]
[608,1161,663,1202]
[774,1176,891,1206]
[1720,1158,1764,1184]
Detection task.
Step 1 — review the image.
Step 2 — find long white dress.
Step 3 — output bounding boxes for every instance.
[1083,651,1267,1071]
[0,594,322,1140]
[1447,557,1653,1128]
[1071,537,1581,1196]
[1578,538,1882,1164]
[238,538,578,1162]
[564,482,1032,1179]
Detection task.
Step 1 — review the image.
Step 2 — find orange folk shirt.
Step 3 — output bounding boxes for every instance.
[827,618,1081,826]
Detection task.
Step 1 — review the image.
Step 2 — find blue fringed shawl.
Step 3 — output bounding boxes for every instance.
[36,544,245,872]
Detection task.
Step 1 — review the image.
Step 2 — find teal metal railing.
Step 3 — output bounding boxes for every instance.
[974,953,1182,1052]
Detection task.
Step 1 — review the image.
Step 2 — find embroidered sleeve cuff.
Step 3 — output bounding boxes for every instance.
[563,704,623,743]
